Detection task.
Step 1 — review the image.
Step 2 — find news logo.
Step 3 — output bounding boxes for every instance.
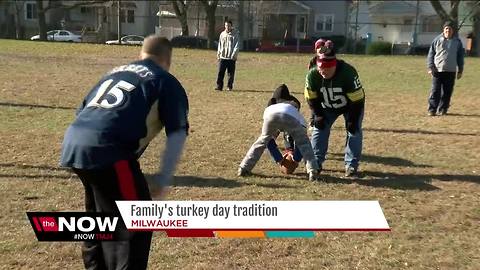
[27,212,126,241]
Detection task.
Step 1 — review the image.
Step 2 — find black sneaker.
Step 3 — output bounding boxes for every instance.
[215,87,223,91]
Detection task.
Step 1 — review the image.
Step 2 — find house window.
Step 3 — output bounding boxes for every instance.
[297,16,306,33]
[120,10,134,23]
[127,10,134,23]
[80,7,92,14]
[315,14,334,32]
[25,2,37,20]
[422,17,442,33]
[402,19,413,32]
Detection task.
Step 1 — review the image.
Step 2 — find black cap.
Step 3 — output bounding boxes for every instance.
[267,84,301,109]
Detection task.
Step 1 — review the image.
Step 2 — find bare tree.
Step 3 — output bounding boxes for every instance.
[464,1,480,56]
[200,0,219,49]
[429,0,460,29]
[170,0,190,36]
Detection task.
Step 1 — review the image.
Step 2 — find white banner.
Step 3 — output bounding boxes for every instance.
[116,201,390,231]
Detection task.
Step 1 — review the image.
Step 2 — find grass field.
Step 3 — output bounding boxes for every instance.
[0,39,479,269]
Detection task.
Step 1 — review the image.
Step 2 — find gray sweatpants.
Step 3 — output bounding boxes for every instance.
[239,113,319,173]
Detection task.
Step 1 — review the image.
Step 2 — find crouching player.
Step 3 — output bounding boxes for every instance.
[238,84,320,181]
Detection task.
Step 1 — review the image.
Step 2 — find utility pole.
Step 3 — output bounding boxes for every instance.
[354,0,359,54]
[413,0,420,48]
[117,0,122,44]
[238,0,244,50]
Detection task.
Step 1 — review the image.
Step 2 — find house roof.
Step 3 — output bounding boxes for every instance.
[369,1,423,16]
[260,0,310,15]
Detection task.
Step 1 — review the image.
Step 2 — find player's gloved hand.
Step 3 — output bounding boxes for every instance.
[346,120,358,134]
[312,115,325,129]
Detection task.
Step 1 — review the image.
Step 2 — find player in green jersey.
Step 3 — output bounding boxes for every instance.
[304,39,365,178]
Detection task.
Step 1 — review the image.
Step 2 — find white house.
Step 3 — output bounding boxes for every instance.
[351,1,469,47]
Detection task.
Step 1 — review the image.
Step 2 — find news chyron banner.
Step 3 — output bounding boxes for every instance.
[117,201,390,238]
[27,201,390,240]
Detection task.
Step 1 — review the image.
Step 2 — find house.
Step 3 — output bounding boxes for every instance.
[255,1,349,40]
[155,1,349,42]
[0,0,160,42]
[0,0,64,39]
[156,1,239,40]
[350,1,470,48]
[57,0,160,42]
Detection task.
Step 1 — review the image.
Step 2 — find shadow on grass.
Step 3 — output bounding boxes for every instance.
[0,102,75,110]
[2,163,477,192]
[446,113,480,118]
[328,153,432,168]
[148,174,296,189]
[232,89,303,95]
[0,173,74,180]
[323,169,478,190]
[0,163,68,171]
[0,163,73,180]
[363,127,478,136]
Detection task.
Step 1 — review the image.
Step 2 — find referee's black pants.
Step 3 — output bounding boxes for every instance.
[73,159,152,270]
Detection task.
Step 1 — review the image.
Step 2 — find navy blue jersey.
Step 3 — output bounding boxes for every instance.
[60,59,189,169]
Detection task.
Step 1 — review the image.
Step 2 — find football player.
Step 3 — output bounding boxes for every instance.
[60,36,189,269]
[305,39,365,178]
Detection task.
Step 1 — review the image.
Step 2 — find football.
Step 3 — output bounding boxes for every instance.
[279,150,298,174]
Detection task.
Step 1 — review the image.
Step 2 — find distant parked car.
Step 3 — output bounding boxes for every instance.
[105,35,145,45]
[170,36,207,49]
[30,30,82,42]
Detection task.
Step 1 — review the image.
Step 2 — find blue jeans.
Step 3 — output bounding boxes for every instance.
[311,109,364,170]
[267,136,303,163]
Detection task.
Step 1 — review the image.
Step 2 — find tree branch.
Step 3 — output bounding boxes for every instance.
[458,0,480,29]
[429,0,449,21]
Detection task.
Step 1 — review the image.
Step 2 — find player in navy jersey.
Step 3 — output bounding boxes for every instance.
[60,36,189,270]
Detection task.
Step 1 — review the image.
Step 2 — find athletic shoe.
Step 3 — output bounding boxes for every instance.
[345,167,359,178]
[237,167,251,177]
[308,170,320,181]
[438,110,447,116]
[215,87,222,91]
[427,111,436,116]
[226,87,233,91]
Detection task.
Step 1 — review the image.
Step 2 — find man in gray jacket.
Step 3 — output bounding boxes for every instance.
[427,21,465,116]
[215,20,239,91]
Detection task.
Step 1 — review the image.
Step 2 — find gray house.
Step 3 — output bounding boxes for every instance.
[156,0,349,41]
[0,0,64,39]
[257,0,349,40]
[0,0,160,42]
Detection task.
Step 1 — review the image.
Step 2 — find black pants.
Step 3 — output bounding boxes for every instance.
[73,160,152,270]
[216,59,236,89]
[428,71,456,113]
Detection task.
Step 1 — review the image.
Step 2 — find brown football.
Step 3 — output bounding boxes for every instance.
[279,150,298,174]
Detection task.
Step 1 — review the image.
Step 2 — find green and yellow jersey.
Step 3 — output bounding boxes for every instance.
[305,60,364,115]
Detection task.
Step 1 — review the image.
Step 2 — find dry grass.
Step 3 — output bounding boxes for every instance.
[0,39,479,269]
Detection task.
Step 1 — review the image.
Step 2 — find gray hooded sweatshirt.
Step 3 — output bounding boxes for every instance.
[427,33,464,73]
